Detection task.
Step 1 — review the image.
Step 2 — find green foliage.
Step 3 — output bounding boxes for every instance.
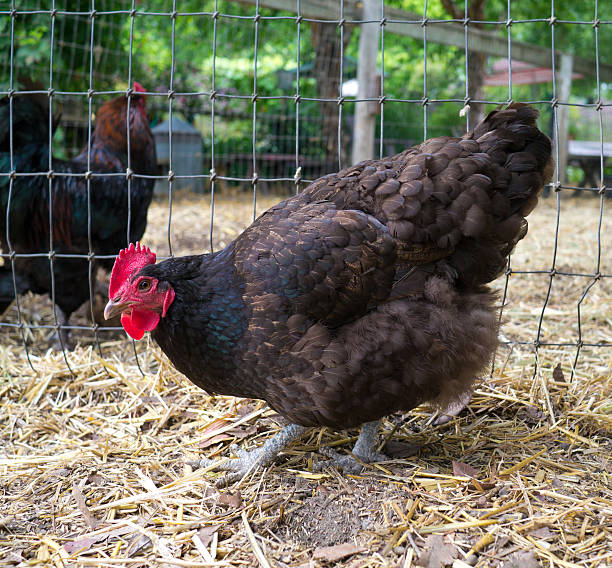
[0,0,132,91]
[2,0,610,183]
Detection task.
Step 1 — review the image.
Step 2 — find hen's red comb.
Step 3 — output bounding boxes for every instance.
[133,82,146,94]
[109,242,156,298]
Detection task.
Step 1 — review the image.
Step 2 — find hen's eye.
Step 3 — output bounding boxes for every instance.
[138,279,151,291]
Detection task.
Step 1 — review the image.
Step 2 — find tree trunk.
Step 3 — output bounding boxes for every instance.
[310,22,353,165]
[441,0,487,122]
[466,50,487,121]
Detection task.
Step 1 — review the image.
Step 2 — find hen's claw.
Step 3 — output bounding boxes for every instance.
[194,444,271,485]
[314,420,387,473]
[314,446,387,474]
[51,328,73,351]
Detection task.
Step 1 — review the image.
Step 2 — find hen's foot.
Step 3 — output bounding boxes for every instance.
[189,423,307,486]
[51,332,73,351]
[315,420,387,474]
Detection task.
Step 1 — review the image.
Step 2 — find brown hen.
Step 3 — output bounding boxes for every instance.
[105,103,553,480]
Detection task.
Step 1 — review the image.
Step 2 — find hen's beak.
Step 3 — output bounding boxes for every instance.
[104,299,128,320]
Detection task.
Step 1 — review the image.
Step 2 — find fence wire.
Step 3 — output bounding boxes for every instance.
[0,0,610,378]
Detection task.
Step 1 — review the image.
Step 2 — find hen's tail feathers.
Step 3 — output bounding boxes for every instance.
[0,93,52,154]
[449,103,554,287]
[468,102,554,215]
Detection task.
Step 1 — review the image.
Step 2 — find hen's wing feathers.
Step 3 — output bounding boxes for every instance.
[227,104,551,328]
[234,201,397,327]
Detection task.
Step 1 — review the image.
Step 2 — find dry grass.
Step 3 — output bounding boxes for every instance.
[0,192,611,568]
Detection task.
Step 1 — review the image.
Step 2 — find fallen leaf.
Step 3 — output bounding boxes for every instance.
[72,484,100,530]
[4,551,24,564]
[86,474,104,485]
[529,526,553,539]
[495,535,510,549]
[196,525,219,547]
[63,526,133,554]
[551,477,564,488]
[470,480,495,492]
[139,396,161,404]
[199,417,233,438]
[126,534,152,555]
[526,405,545,421]
[217,490,242,508]
[552,363,566,382]
[313,542,365,563]
[475,495,488,507]
[452,460,478,478]
[198,433,233,449]
[503,550,539,568]
[519,405,545,424]
[228,425,258,439]
[384,440,421,458]
[49,468,71,479]
[236,402,259,417]
[416,535,457,568]
[62,536,99,555]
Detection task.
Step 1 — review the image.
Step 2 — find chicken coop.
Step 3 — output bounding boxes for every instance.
[1,1,611,567]
[152,117,204,194]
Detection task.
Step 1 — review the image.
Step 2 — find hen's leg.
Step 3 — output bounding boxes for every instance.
[317,420,387,474]
[192,423,307,485]
[51,307,73,351]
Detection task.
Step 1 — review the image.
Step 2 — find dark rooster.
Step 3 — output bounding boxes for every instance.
[105,104,553,479]
[0,83,156,345]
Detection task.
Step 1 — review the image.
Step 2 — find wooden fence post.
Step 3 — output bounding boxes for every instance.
[557,53,573,185]
[351,0,381,165]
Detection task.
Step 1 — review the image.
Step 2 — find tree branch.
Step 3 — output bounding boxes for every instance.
[468,0,486,22]
[440,0,463,21]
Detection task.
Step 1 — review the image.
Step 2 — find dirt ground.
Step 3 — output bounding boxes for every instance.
[0,192,611,567]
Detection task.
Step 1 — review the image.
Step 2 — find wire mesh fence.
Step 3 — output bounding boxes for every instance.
[0,0,610,379]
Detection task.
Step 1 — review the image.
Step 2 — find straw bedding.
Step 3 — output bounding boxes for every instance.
[0,192,610,567]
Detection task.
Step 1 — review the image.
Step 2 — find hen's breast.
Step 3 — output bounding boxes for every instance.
[251,278,499,428]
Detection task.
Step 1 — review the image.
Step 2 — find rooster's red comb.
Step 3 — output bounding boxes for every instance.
[109,242,156,298]
[133,82,146,94]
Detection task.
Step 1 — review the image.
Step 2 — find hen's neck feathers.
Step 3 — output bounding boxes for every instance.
[140,247,253,394]
[73,97,156,174]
